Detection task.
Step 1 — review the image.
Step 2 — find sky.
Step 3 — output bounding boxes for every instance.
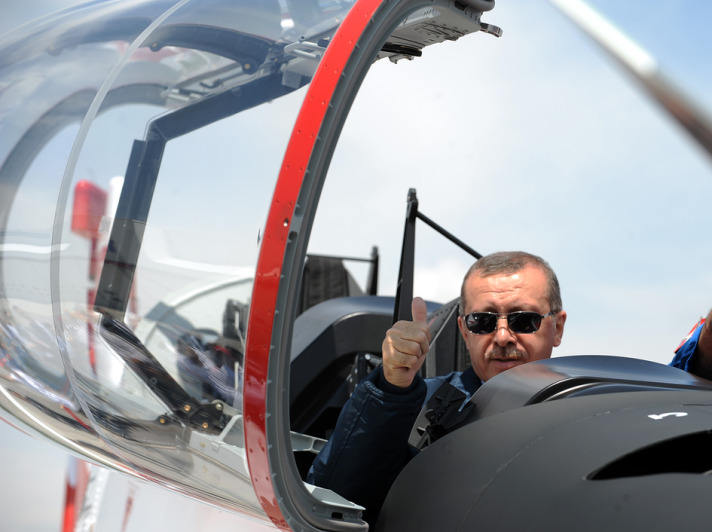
[1,0,712,530]
[309,0,712,362]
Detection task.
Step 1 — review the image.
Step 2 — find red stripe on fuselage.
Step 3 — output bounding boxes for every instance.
[243,0,384,527]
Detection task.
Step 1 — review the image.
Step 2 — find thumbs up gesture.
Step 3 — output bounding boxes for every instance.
[382,297,432,388]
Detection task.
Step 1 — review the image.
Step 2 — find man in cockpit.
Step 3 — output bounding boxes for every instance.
[307,250,712,527]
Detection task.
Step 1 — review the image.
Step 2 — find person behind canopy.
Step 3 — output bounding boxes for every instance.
[308,250,712,526]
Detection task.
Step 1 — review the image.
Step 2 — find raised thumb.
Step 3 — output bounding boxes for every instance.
[411,296,428,323]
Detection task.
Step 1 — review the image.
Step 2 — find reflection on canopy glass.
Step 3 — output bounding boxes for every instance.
[0,0,355,516]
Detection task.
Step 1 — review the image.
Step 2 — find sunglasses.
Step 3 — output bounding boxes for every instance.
[463,311,557,335]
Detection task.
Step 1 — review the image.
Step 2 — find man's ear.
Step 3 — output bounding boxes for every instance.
[553,310,567,347]
[457,315,469,342]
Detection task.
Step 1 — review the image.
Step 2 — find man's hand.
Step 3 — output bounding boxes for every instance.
[381,297,432,388]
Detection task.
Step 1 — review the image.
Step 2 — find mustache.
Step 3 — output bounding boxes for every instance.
[485,346,525,361]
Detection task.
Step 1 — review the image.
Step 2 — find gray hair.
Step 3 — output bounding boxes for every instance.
[459,251,562,314]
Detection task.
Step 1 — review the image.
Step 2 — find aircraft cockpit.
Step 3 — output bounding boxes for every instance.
[0,0,502,529]
[0,0,367,523]
[4,0,712,530]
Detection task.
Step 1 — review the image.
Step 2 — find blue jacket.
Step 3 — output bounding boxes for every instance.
[308,320,705,526]
[669,317,706,372]
[307,366,481,525]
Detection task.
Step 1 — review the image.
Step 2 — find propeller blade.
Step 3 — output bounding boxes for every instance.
[551,0,712,162]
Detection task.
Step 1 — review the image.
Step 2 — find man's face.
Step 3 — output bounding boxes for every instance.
[457,265,566,382]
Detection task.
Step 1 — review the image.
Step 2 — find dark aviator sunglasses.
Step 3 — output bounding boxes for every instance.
[463,311,558,335]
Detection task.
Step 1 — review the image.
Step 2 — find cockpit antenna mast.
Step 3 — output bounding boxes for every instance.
[393,188,483,323]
